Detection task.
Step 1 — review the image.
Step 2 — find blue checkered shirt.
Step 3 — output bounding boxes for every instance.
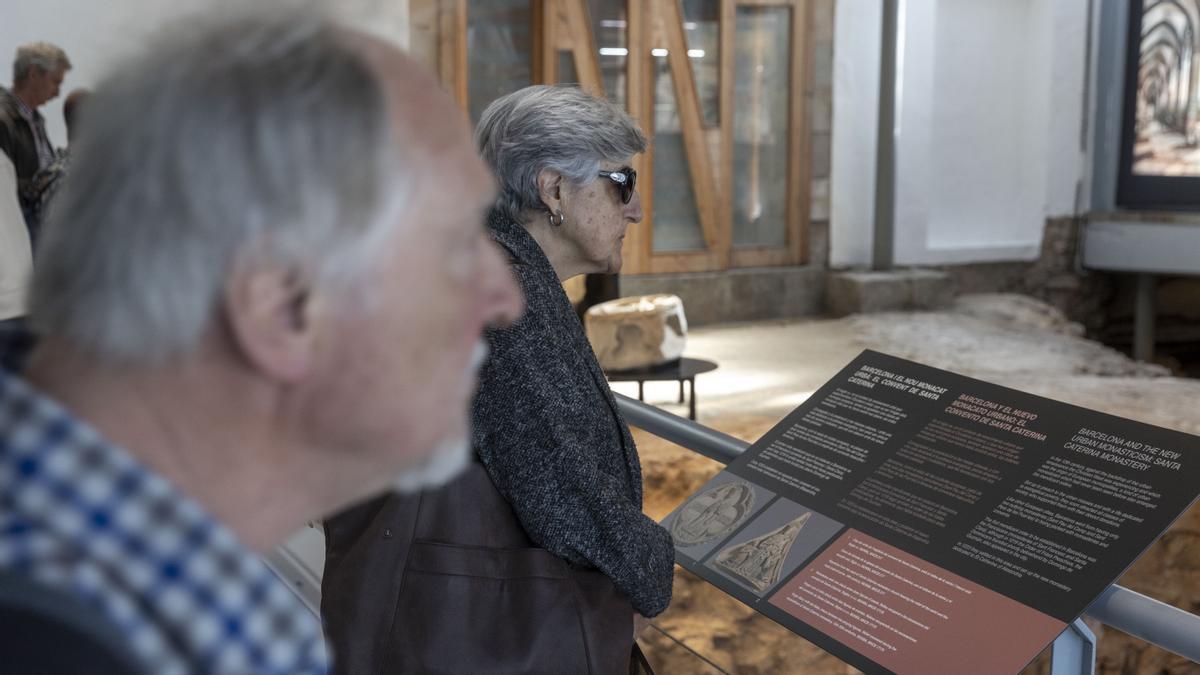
[0,370,330,674]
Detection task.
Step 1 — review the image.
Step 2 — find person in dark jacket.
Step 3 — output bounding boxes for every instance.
[321,85,673,674]
[0,42,71,234]
[25,88,89,250]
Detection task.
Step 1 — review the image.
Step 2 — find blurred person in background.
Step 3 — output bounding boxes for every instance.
[0,42,70,239]
[25,87,90,249]
[0,152,32,372]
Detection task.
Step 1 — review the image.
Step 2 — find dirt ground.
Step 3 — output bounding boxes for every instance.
[625,294,1200,674]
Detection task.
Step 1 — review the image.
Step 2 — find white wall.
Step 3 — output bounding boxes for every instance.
[1045,0,1092,216]
[830,0,883,268]
[0,0,410,147]
[922,0,1045,262]
[831,0,1092,268]
[892,0,939,265]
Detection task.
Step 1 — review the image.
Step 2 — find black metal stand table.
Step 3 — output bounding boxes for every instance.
[604,357,718,420]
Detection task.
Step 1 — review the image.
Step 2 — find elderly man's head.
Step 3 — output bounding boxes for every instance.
[26,8,521,538]
[12,42,71,108]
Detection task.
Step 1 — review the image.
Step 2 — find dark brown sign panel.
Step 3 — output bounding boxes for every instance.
[663,351,1200,675]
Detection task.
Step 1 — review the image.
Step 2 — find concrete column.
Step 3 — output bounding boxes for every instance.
[872,0,898,271]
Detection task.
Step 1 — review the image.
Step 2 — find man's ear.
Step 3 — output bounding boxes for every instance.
[535,168,564,215]
[223,260,317,383]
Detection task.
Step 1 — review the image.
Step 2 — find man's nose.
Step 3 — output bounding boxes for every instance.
[479,238,524,328]
[625,190,644,224]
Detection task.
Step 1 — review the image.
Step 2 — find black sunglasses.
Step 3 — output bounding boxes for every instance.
[598,167,637,204]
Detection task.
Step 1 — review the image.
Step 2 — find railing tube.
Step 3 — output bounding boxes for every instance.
[1085,585,1200,662]
[616,393,748,464]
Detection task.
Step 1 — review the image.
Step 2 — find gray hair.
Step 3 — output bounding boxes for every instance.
[30,6,407,364]
[13,42,71,83]
[475,85,646,223]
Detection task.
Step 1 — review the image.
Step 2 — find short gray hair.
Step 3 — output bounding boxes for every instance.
[13,42,71,82]
[475,85,646,223]
[30,7,407,364]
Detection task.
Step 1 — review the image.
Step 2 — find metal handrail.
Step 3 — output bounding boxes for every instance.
[614,393,1200,665]
[1087,585,1200,662]
[616,392,748,463]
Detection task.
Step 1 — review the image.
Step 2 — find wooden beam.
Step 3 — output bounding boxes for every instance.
[658,0,721,250]
[532,0,559,83]
[624,0,649,274]
[564,0,606,95]
[552,0,576,51]
[532,0,547,83]
[718,0,734,268]
[640,0,659,270]
[789,0,811,264]
[437,0,468,109]
[407,0,440,70]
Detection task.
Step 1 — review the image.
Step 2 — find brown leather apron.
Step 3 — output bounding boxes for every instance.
[321,458,636,674]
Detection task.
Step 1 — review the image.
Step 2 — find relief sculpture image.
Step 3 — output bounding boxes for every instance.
[670,480,756,547]
[714,511,810,593]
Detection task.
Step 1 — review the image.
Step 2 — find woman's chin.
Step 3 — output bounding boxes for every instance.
[606,246,625,274]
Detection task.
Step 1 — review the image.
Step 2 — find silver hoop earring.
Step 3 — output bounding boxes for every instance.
[548,211,565,227]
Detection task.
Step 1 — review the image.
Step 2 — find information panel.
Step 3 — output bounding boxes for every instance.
[663,351,1200,674]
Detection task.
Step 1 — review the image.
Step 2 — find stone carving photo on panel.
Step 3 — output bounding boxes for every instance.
[714,511,812,593]
[670,480,757,547]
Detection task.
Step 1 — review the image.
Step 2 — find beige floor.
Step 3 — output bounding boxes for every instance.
[610,317,863,424]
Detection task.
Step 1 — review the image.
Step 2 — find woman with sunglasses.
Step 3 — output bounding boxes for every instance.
[321,85,671,674]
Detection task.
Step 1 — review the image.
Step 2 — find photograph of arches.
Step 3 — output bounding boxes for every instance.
[1132,0,1200,175]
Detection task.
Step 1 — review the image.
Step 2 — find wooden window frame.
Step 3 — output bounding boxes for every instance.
[726,0,811,270]
[443,0,813,275]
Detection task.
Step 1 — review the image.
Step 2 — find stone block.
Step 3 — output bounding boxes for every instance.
[621,267,825,326]
[586,294,688,371]
[909,269,955,308]
[826,269,953,316]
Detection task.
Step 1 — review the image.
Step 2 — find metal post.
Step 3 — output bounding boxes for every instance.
[872,0,899,271]
[1089,0,1128,213]
[1133,273,1156,361]
[1050,619,1097,675]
